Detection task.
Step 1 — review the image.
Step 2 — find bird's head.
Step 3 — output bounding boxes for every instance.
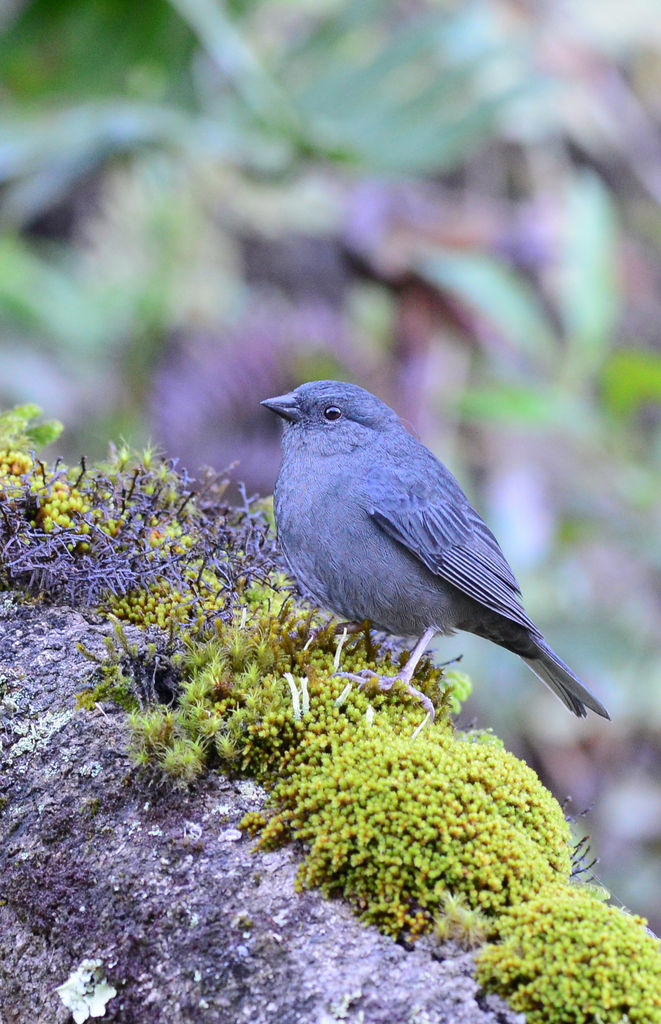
[261,380,401,454]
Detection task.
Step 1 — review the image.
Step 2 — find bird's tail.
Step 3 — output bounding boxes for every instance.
[521,638,610,720]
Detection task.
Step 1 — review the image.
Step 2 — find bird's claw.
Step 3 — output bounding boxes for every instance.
[332,669,435,721]
[333,668,380,688]
[403,682,436,721]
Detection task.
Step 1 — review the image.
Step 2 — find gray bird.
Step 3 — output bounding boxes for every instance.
[261,380,610,721]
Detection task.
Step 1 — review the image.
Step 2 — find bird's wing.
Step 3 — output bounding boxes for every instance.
[365,462,537,633]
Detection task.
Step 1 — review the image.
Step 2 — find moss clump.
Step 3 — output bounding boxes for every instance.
[128,608,445,776]
[128,602,568,935]
[433,891,490,949]
[257,701,569,935]
[477,885,661,1023]
[76,673,139,713]
[0,405,279,630]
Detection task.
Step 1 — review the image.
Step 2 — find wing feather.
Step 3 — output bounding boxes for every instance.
[367,463,537,634]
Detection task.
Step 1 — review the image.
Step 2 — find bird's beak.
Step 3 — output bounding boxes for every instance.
[260,392,302,423]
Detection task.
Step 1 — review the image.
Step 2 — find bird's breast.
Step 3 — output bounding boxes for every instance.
[273,454,459,636]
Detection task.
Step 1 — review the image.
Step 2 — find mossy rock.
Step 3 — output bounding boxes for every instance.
[126,569,661,1022]
[3,400,661,1024]
[127,602,570,936]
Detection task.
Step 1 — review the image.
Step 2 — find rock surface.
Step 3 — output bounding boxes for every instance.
[0,595,524,1024]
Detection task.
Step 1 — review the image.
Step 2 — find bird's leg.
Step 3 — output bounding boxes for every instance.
[381,627,438,716]
[389,626,438,686]
[334,626,438,720]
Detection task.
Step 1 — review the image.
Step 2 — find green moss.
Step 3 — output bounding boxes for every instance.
[433,891,490,949]
[128,601,566,936]
[126,597,661,1014]
[76,672,139,713]
[84,798,101,818]
[75,629,158,712]
[159,736,207,786]
[0,402,62,451]
[477,885,661,1023]
[257,699,570,935]
[127,602,451,776]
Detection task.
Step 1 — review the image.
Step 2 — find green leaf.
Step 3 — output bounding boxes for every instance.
[285,6,534,173]
[444,669,473,714]
[417,249,556,364]
[27,420,64,447]
[559,171,619,375]
[0,101,264,226]
[0,235,111,349]
[166,0,302,136]
[0,0,196,102]
[602,349,661,416]
[457,383,565,425]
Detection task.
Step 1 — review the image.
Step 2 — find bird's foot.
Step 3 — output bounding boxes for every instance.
[333,668,435,722]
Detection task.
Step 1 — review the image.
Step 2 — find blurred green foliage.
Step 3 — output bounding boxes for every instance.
[1,0,661,930]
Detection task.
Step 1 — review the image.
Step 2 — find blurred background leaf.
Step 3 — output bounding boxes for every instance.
[417,248,557,366]
[602,350,661,416]
[559,172,619,380]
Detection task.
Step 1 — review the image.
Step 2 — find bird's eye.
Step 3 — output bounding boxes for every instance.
[323,406,342,421]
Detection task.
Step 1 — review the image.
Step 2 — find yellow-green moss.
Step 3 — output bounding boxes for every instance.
[0,447,230,625]
[477,885,661,1023]
[269,720,569,934]
[0,448,33,479]
[1,412,275,629]
[0,403,62,452]
[433,891,490,949]
[76,673,139,713]
[127,603,568,935]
